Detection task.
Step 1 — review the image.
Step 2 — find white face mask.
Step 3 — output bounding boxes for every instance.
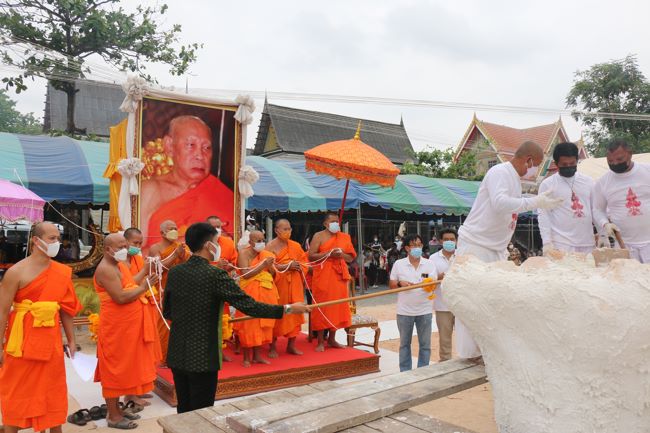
[253,242,266,252]
[113,248,128,262]
[395,241,403,250]
[37,237,60,258]
[524,159,539,178]
[328,222,340,234]
[209,241,221,261]
[215,228,222,237]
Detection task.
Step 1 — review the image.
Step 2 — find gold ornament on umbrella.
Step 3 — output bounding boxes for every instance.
[141,138,174,180]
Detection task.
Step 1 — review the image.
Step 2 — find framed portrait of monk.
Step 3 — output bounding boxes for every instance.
[136,96,241,250]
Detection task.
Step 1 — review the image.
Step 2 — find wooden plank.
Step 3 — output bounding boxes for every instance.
[285,382,339,397]
[226,359,477,432]
[209,403,242,416]
[308,380,342,392]
[195,407,238,433]
[364,417,430,433]
[339,425,381,433]
[255,365,486,433]
[230,397,269,411]
[389,410,480,433]
[159,411,222,433]
[257,390,296,405]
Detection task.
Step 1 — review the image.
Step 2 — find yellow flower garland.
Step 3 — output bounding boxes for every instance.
[421,277,438,300]
[222,313,232,348]
[88,313,100,342]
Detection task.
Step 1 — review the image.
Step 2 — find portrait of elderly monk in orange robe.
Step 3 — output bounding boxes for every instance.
[0,222,82,433]
[140,115,234,248]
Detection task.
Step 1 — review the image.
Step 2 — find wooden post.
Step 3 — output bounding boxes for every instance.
[357,206,366,293]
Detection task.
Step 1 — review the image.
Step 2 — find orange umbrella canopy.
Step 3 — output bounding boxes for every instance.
[304,123,400,187]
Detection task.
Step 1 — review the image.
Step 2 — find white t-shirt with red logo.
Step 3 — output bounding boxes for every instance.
[458,162,536,252]
[593,162,650,247]
[538,172,596,249]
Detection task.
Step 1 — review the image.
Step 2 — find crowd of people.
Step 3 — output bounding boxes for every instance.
[0,137,647,432]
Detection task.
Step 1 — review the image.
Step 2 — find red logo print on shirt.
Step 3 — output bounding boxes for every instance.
[571,192,585,218]
[509,213,517,230]
[626,187,642,216]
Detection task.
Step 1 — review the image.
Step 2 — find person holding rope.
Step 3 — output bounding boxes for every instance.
[163,223,309,412]
[266,219,307,358]
[308,212,356,352]
[148,220,190,363]
[233,230,280,367]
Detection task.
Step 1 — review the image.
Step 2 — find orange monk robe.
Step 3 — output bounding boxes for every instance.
[0,262,82,431]
[273,240,307,338]
[233,250,279,348]
[145,175,234,248]
[310,232,356,331]
[157,242,191,362]
[94,263,157,398]
[128,254,163,363]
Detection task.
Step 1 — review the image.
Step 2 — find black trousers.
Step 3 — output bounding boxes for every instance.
[171,368,219,414]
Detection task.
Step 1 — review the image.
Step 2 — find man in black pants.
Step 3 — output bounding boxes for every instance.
[163,222,310,413]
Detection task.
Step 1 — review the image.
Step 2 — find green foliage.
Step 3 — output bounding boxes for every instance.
[0,0,202,132]
[401,147,483,180]
[566,55,650,156]
[74,283,100,316]
[0,88,42,133]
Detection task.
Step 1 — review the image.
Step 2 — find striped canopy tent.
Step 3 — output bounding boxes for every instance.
[246,156,479,215]
[0,132,109,204]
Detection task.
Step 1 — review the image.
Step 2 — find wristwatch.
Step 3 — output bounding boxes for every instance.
[284,304,292,314]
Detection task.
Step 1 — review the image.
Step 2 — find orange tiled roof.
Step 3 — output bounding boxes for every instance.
[477,120,559,155]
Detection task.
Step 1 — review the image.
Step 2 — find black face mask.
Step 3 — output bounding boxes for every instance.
[608,161,629,174]
[558,166,577,178]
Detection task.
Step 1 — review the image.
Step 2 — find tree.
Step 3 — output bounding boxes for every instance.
[0,1,201,134]
[0,88,42,133]
[566,55,650,156]
[401,147,483,180]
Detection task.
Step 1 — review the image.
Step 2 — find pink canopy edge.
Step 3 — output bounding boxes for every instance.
[0,178,45,223]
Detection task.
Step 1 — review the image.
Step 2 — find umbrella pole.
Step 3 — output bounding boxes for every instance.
[339,179,350,223]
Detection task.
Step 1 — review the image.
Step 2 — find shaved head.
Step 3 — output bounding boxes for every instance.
[104,233,125,248]
[249,230,264,243]
[515,141,544,160]
[274,218,290,229]
[168,115,211,137]
[160,220,177,232]
[123,227,141,240]
[32,221,57,238]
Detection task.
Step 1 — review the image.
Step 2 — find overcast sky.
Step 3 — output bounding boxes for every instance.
[7,0,650,151]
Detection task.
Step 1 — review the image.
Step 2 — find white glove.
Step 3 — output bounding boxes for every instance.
[603,222,620,238]
[534,190,563,210]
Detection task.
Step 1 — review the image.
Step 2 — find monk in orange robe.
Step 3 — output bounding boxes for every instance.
[0,222,81,433]
[140,115,234,248]
[94,233,159,429]
[125,227,162,405]
[147,220,190,362]
[266,219,307,357]
[308,212,356,352]
[233,230,279,367]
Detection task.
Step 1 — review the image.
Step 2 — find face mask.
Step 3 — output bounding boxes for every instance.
[395,241,403,250]
[608,161,629,174]
[328,222,340,233]
[37,238,60,258]
[127,246,141,256]
[215,228,222,237]
[165,229,179,241]
[524,159,538,178]
[409,247,422,258]
[253,242,266,252]
[113,248,128,262]
[209,241,221,261]
[277,231,291,240]
[558,166,577,178]
[442,240,456,252]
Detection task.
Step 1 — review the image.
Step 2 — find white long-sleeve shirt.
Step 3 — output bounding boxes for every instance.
[592,162,650,247]
[537,172,595,249]
[458,162,536,252]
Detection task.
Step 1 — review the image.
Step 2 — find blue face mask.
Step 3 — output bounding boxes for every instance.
[409,247,423,258]
[442,240,456,252]
[328,222,340,233]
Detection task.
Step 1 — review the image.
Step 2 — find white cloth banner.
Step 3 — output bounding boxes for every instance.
[116,157,144,229]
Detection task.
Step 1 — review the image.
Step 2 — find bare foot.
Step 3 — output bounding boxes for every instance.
[315,343,325,352]
[327,339,344,349]
[287,346,303,355]
[253,357,271,365]
[268,349,279,359]
[242,360,251,368]
[125,395,150,407]
[223,354,232,362]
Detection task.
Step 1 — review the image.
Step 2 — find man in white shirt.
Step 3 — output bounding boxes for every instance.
[538,142,596,254]
[389,234,439,372]
[592,139,650,263]
[454,141,563,359]
[429,228,457,362]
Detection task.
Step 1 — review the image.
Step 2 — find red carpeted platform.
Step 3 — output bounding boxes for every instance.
[154,333,380,406]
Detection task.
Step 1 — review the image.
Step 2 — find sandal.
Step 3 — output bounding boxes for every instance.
[122,411,140,421]
[124,400,144,414]
[100,404,108,419]
[67,410,89,426]
[89,406,103,420]
[107,418,138,430]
